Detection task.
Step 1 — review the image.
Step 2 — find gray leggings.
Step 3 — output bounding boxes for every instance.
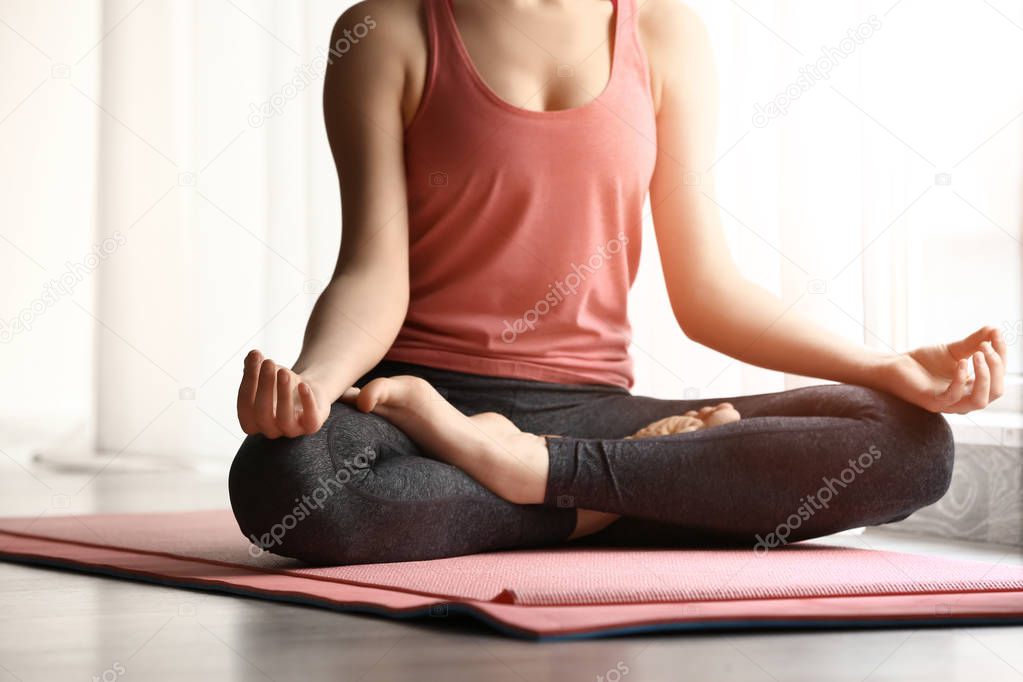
[228,361,954,565]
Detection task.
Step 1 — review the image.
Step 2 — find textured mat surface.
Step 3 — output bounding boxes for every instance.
[1,509,1022,639]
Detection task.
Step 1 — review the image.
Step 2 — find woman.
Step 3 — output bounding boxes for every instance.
[229,0,1005,565]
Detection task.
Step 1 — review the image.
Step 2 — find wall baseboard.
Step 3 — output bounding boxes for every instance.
[32,449,229,476]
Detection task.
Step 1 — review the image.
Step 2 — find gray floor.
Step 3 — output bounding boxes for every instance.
[0,461,1022,682]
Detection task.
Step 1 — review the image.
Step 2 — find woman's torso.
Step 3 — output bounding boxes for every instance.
[386,0,657,388]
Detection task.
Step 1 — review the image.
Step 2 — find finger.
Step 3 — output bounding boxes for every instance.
[982,340,1004,401]
[236,350,263,434]
[298,382,322,433]
[992,327,1008,364]
[972,351,991,407]
[947,326,996,360]
[255,359,282,438]
[340,386,361,405]
[948,352,990,413]
[275,369,302,438]
[935,358,970,409]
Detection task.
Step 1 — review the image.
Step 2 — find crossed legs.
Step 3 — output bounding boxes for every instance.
[229,374,954,565]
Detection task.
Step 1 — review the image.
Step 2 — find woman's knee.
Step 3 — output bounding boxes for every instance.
[909,409,955,507]
[227,403,387,564]
[857,386,956,513]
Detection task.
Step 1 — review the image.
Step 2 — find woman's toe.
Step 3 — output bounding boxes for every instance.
[354,378,388,412]
[705,404,741,427]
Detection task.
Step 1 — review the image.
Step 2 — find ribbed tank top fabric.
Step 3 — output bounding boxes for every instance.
[385,0,656,388]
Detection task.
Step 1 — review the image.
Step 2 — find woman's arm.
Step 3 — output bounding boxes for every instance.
[641,1,1006,414]
[237,3,414,438]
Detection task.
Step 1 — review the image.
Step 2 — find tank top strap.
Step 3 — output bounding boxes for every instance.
[425,0,480,88]
[609,0,650,85]
[415,0,452,92]
[612,0,627,39]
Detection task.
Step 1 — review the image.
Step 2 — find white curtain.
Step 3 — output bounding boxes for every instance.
[1,0,1018,462]
[88,0,350,460]
[0,0,102,452]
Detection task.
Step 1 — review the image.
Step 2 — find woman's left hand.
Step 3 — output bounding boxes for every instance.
[879,326,1007,414]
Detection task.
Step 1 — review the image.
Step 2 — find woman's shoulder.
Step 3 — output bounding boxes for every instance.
[324,0,427,101]
[636,0,714,112]
[327,0,424,60]
[332,0,420,26]
[637,0,710,57]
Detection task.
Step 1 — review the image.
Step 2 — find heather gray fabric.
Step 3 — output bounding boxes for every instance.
[228,360,954,565]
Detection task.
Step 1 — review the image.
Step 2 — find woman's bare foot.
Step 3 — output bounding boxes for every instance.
[342,376,550,504]
[343,379,742,539]
[627,402,741,439]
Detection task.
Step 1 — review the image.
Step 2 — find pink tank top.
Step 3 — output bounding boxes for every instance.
[385,0,656,388]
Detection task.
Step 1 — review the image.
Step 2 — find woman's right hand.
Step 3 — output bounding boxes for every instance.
[236,350,333,438]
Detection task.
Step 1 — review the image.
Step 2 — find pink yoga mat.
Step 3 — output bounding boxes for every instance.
[1,510,1022,639]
